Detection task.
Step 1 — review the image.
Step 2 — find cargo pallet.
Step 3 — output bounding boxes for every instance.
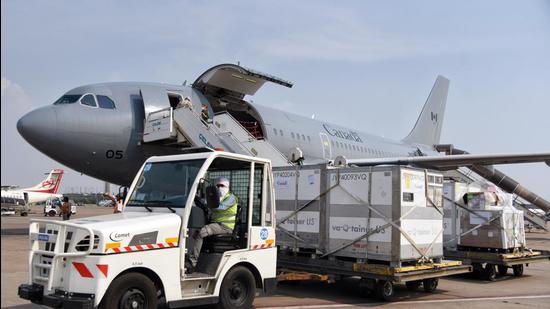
[444,248,550,281]
[277,253,472,301]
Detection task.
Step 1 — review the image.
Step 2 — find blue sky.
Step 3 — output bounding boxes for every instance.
[1,1,549,198]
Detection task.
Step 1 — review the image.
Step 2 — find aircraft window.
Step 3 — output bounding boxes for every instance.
[291,132,295,139]
[54,94,82,105]
[307,136,311,142]
[353,145,357,151]
[273,128,278,135]
[301,134,305,140]
[97,95,116,109]
[80,94,97,107]
[279,130,284,137]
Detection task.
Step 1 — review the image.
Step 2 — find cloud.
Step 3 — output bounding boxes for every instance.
[1,77,33,112]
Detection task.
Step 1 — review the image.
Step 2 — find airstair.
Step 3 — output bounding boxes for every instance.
[143,106,290,166]
[438,147,548,231]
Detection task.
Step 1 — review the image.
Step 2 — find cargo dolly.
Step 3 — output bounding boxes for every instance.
[444,248,550,281]
[277,254,472,301]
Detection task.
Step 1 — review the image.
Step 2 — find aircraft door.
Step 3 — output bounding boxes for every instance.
[139,85,172,116]
[319,133,332,160]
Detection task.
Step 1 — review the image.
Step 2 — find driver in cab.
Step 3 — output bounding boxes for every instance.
[188,177,238,272]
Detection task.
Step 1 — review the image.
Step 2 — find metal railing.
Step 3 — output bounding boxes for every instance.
[29,219,95,291]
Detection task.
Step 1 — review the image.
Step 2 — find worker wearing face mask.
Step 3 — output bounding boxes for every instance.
[188,177,238,273]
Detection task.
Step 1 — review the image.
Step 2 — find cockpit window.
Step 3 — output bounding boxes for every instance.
[80,94,97,107]
[53,95,82,105]
[97,95,116,109]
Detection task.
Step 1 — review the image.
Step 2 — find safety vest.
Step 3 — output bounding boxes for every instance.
[211,193,238,229]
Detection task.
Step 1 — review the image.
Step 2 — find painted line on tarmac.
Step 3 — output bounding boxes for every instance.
[260,294,550,308]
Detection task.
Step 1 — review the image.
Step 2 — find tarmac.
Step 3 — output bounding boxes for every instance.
[2,205,549,308]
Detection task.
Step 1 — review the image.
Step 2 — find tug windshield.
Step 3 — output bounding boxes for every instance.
[126,159,205,209]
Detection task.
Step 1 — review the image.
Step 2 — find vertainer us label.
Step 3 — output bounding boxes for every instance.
[276,211,320,233]
[329,172,369,205]
[329,217,391,242]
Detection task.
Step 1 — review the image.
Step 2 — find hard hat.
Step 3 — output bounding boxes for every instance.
[215,177,230,188]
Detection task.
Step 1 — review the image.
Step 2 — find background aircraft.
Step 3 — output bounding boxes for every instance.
[1,169,64,204]
[16,64,550,212]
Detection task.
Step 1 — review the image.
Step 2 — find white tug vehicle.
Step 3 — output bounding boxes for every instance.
[19,151,277,309]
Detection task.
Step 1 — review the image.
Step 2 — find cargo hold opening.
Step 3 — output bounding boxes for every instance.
[208,96,265,139]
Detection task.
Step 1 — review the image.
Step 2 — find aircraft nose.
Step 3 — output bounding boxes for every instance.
[17,106,58,149]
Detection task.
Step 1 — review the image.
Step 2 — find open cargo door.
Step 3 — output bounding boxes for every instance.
[193,63,293,100]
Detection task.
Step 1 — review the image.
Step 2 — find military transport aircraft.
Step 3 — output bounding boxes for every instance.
[16,64,550,211]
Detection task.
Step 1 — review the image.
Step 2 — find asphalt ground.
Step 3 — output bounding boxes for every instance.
[2,206,549,308]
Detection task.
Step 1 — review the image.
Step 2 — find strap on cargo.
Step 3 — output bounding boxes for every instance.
[426,196,443,215]
[442,196,503,245]
[276,171,341,228]
[327,185,441,264]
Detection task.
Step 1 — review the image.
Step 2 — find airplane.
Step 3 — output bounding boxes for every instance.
[1,169,64,204]
[15,63,550,212]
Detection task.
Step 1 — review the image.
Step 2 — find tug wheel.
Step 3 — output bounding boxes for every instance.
[99,272,157,309]
[217,266,255,309]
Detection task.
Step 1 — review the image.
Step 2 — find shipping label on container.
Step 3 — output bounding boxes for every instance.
[400,219,442,245]
[371,171,392,206]
[329,217,391,242]
[401,170,426,207]
[276,210,320,233]
[274,170,320,201]
[329,172,369,205]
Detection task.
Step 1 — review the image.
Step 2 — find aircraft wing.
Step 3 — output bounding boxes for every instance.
[342,152,550,170]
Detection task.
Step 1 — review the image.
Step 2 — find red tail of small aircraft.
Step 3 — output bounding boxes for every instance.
[24,169,64,194]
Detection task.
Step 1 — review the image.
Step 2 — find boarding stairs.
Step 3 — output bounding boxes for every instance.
[143,106,290,166]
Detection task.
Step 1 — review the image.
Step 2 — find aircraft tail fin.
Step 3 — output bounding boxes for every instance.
[402,76,449,146]
[25,169,64,194]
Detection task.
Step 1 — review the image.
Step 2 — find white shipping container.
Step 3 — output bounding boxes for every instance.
[275,164,444,266]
